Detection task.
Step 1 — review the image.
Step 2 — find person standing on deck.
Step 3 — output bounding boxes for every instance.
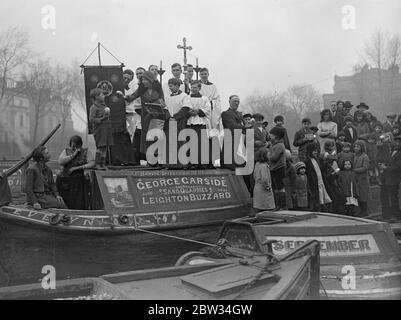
[122,71,168,163]
[162,63,186,97]
[199,68,223,165]
[165,77,192,166]
[89,88,114,169]
[123,69,139,165]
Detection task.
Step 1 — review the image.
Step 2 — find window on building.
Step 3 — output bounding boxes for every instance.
[20,114,24,127]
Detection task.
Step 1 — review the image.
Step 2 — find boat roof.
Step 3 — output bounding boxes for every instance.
[230,211,385,228]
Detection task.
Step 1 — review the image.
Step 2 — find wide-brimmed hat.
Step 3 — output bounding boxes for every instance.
[344,101,353,109]
[356,102,369,110]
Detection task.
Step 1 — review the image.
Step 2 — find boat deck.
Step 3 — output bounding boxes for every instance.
[102,256,310,300]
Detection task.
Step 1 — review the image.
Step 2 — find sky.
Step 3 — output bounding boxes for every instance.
[1,0,400,131]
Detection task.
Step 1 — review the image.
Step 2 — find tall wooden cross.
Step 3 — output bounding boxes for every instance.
[177,37,192,71]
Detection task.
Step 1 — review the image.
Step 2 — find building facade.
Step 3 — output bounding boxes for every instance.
[323,65,401,121]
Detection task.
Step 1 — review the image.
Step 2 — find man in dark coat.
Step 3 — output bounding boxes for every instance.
[342,115,358,146]
[379,136,401,221]
[221,95,248,170]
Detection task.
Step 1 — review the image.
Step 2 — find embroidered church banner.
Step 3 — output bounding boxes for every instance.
[83,66,126,134]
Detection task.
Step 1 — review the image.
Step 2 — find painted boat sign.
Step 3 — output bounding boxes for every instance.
[265,234,380,257]
[95,169,249,215]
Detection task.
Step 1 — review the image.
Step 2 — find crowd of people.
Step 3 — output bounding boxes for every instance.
[0,63,400,223]
[245,100,401,221]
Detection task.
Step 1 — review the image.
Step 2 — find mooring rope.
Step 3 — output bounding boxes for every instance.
[133,227,219,248]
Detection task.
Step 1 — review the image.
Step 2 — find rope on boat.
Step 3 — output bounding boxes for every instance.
[133,227,219,248]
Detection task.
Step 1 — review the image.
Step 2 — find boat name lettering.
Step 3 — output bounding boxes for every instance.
[136,177,227,190]
[264,235,380,257]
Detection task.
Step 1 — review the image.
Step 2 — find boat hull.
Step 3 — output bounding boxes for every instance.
[0,210,223,287]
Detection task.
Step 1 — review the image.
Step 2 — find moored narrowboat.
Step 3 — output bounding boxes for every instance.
[0,167,250,287]
[177,211,401,300]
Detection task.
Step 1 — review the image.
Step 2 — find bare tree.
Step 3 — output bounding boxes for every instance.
[284,84,322,119]
[355,29,401,113]
[0,27,31,106]
[21,59,55,146]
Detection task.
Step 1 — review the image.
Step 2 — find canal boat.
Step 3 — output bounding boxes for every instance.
[0,166,250,287]
[176,211,401,300]
[0,240,320,300]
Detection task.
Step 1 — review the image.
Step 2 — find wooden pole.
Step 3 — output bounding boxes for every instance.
[98,42,102,66]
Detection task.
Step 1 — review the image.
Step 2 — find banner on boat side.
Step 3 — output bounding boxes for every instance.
[264,235,380,257]
[83,66,126,134]
[95,170,250,218]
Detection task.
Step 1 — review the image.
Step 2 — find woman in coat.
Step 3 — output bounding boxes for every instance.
[353,140,370,217]
[305,143,333,212]
[253,148,275,211]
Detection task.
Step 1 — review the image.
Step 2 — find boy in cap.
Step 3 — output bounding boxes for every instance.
[269,126,287,209]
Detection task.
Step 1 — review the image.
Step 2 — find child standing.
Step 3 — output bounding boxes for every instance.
[293,162,309,210]
[337,142,354,168]
[89,88,114,169]
[268,126,287,209]
[337,160,359,216]
[335,131,346,153]
[283,150,297,210]
[253,148,275,212]
[273,115,292,152]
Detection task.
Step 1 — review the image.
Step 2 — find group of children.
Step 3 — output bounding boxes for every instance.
[252,107,401,220]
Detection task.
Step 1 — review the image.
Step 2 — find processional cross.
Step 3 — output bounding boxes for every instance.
[177,37,192,74]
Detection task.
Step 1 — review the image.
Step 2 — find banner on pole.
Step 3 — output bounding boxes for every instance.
[83,66,126,134]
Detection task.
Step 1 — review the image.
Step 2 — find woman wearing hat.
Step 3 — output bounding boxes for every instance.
[123,71,169,162]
